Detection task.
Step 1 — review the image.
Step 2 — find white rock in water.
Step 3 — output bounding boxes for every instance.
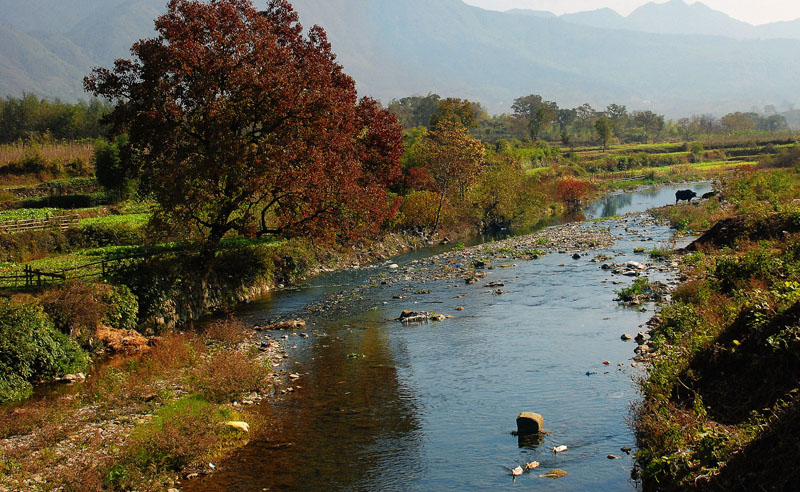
[388,264,399,269]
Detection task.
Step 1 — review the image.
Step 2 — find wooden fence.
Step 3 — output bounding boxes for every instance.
[0,252,160,291]
[0,214,80,234]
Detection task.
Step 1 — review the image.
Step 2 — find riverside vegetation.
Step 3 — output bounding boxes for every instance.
[0,0,798,490]
[634,161,800,490]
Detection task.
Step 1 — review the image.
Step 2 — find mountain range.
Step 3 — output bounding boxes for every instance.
[552,0,800,40]
[1,0,799,117]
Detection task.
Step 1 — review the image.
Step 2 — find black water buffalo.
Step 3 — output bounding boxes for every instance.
[702,191,717,200]
[675,189,697,204]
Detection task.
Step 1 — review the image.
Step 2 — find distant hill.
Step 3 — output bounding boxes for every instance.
[289,0,800,116]
[0,0,799,118]
[560,8,626,31]
[513,0,800,40]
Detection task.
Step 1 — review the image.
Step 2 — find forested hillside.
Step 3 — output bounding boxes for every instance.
[1,0,800,117]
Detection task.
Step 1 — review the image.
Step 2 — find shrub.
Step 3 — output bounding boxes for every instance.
[714,248,784,293]
[0,298,88,402]
[193,349,269,403]
[556,177,592,204]
[68,221,144,249]
[396,190,443,231]
[40,281,111,339]
[21,192,107,209]
[103,285,139,332]
[93,134,137,200]
[653,302,703,344]
[203,318,248,347]
[615,277,651,302]
[0,229,71,262]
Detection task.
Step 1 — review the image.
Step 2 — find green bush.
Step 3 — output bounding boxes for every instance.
[0,298,88,402]
[94,135,137,200]
[0,229,71,262]
[21,192,108,209]
[103,285,139,332]
[653,302,703,344]
[68,221,144,249]
[714,248,784,293]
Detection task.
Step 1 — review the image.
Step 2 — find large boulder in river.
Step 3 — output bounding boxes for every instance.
[517,412,544,435]
[396,310,429,323]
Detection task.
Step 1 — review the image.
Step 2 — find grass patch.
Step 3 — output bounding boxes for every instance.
[104,395,247,491]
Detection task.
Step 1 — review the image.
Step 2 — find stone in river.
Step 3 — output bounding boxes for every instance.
[516,412,544,435]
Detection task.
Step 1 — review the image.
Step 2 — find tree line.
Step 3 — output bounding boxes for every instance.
[388,93,790,147]
[0,94,112,144]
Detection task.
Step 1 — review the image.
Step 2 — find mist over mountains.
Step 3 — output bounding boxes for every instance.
[1,0,798,117]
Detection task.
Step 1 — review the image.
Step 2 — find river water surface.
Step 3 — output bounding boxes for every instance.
[185,183,711,492]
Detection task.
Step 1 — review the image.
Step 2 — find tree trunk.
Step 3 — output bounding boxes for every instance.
[199,228,225,281]
[433,189,447,235]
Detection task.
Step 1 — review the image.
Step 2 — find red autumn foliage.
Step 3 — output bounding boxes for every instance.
[405,167,436,192]
[557,177,591,203]
[85,0,402,254]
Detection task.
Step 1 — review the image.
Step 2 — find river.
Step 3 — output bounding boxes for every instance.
[184,182,712,492]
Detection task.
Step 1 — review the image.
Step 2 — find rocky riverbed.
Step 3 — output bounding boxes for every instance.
[260,213,680,323]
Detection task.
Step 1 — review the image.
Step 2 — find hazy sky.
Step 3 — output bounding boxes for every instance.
[461,0,800,25]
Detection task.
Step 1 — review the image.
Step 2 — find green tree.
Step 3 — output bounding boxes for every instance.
[633,110,665,143]
[417,120,485,233]
[594,116,613,152]
[429,97,480,128]
[720,112,756,133]
[93,134,137,200]
[605,104,628,136]
[388,93,441,129]
[512,94,558,141]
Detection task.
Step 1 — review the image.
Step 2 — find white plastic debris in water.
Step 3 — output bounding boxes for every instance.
[552,445,568,453]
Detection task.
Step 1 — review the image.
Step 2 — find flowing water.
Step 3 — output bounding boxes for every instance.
[185,182,712,492]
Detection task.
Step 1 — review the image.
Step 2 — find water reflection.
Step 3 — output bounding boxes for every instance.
[585,182,712,219]
[185,312,422,492]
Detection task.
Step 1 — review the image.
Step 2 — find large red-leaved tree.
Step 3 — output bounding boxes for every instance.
[85,0,402,261]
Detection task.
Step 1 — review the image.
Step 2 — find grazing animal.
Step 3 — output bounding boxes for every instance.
[702,191,717,200]
[675,189,697,204]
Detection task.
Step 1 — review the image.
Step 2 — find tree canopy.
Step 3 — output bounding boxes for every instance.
[415,120,485,232]
[85,0,402,257]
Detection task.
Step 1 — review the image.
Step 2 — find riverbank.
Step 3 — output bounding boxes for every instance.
[0,318,294,491]
[634,168,800,490]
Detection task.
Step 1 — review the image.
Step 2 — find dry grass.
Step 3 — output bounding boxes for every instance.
[0,142,93,168]
[203,316,249,347]
[193,348,270,403]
